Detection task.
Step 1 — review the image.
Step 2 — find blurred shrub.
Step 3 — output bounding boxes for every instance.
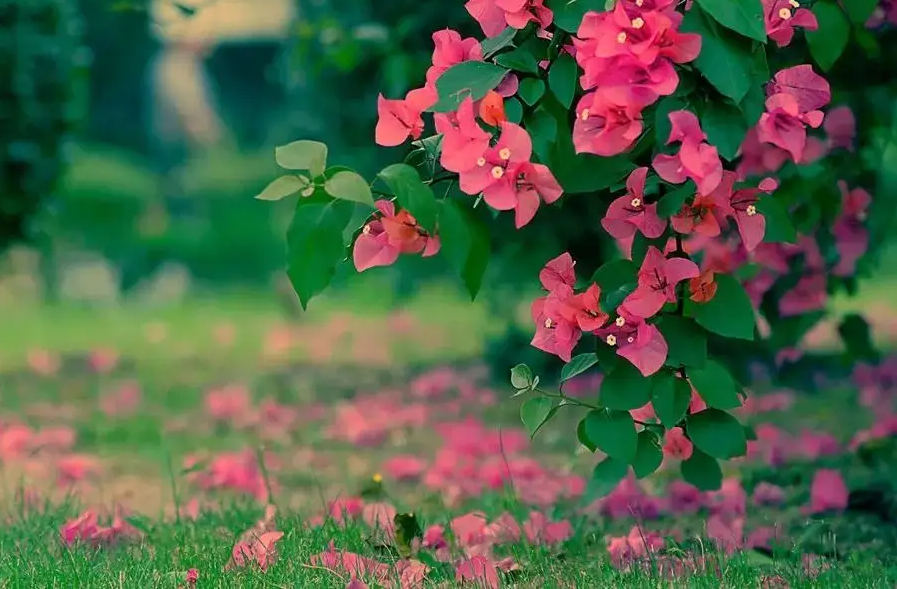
[0,0,88,254]
[54,145,288,289]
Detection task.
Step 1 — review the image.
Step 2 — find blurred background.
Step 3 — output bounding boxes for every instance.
[1,0,895,370]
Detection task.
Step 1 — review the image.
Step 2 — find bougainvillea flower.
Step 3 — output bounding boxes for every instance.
[522,512,573,546]
[662,427,693,460]
[561,283,611,332]
[778,273,827,317]
[757,93,825,162]
[833,182,871,276]
[353,201,440,272]
[538,252,576,294]
[595,306,669,376]
[653,110,723,195]
[824,105,856,151]
[531,291,581,362]
[752,482,786,506]
[619,0,678,15]
[763,0,818,47]
[768,64,831,112]
[479,91,507,126]
[435,97,491,173]
[574,87,652,156]
[671,193,722,237]
[689,269,718,303]
[623,246,700,319]
[459,122,563,228]
[805,469,849,514]
[465,0,553,38]
[726,177,776,252]
[602,167,667,239]
[426,29,483,86]
[375,87,437,147]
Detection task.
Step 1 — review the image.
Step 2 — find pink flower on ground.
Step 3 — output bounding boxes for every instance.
[100,380,142,417]
[602,167,667,240]
[204,384,251,424]
[606,526,665,570]
[757,93,825,162]
[88,348,119,374]
[595,307,668,376]
[375,87,437,147]
[455,555,500,589]
[706,513,745,554]
[346,578,369,589]
[328,497,365,524]
[353,200,440,272]
[186,569,199,586]
[310,542,390,584]
[465,0,553,38]
[662,427,693,460]
[833,182,871,276]
[435,97,491,173]
[60,510,100,545]
[763,0,817,47]
[805,469,849,514]
[623,246,700,319]
[383,455,427,482]
[459,122,563,228]
[653,110,723,195]
[361,502,397,538]
[522,512,573,546]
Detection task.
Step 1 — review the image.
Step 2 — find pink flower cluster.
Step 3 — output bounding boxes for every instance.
[762,0,817,47]
[531,250,691,376]
[572,1,701,156]
[465,0,553,37]
[353,201,440,272]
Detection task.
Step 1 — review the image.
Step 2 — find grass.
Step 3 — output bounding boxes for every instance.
[0,273,895,586]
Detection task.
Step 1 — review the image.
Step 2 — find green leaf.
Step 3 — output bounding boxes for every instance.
[255,175,308,201]
[481,27,517,58]
[657,316,707,368]
[688,359,742,409]
[591,259,638,311]
[632,430,663,478]
[844,0,879,23]
[561,353,599,382]
[511,364,536,390]
[601,362,653,411]
[695,0,766,42]
[377,164,437,232]
[838,314,879,363]
[548,54,578,109]
[651,373,692,428]
[324,171,375,207]
[657,183,694,219]
[585,456,629,500]
[518,78,546,106]
[681,449,723,491]
[548,0,608,32]
[757,196,797,243]
[504,97,524,125]
[740,82,766,129]
[595,340,621,373]
[583,409,638,461]
[287,199,354,309]
[686,273,756,340]
[805,1,850,72]
[494,47,540,75]
[436,200,490,299]
[577,418,597,452]
[431,61,510,112]
[548,121,636,193]
[275,140,328,177]
[525,108,559,162]
[682,8,754,102]
[520,397,555,438]
[687,408,747,459]
[701,101,747,161]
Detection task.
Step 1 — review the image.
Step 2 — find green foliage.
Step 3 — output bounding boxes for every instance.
[686,274,757,341]
[520,397,555,438]
[582,409,638,462]
[688,360,742,410]
[548,54,578,109]
[694,0,766,42]
[687,408,748,459]
[600,363,653,410]
[0,0,87,254]
[806,1,851,72]
[631,430,663,478]
[657,316,707,369]
[651,373,692,428]
[681,449,723,491]
[560,353,599,383]
[682,6,756,102]
[432,62,509,112]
